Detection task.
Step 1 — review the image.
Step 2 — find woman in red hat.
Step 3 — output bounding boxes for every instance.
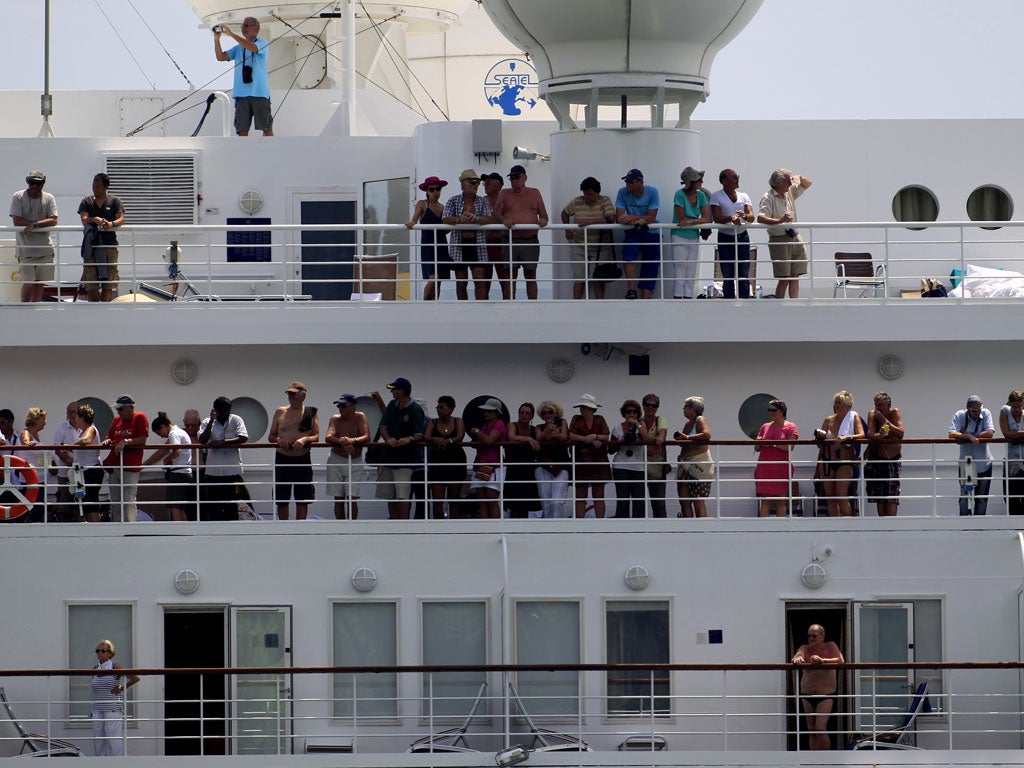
[407,176,460,300]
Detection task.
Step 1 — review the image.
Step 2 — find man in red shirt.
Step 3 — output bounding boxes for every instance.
[493,165,549,300]
[101,394,149,522]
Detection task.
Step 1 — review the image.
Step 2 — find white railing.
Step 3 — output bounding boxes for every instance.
[0,664,1019,757]
[6,438,1021,523]
[2,220,1023,303]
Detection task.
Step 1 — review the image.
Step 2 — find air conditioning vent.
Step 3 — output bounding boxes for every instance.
[102,153,198,225]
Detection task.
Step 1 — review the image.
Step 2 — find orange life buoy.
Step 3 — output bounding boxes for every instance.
[0,455,40,521]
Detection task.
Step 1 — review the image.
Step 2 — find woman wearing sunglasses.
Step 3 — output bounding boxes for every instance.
[408,176,459,300]
[91,639,140,756]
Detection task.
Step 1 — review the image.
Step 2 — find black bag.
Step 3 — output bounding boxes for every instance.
[364,427,384,465]
[593,262,622,281]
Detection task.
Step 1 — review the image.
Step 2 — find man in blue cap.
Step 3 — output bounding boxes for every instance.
[615,169,661,299]
[326,394,370,519]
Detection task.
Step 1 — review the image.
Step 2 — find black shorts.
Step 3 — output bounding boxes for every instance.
[234,96,273,133]
[274,453,315,503]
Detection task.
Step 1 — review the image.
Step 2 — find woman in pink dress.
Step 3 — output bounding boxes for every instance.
[754,399,799,516]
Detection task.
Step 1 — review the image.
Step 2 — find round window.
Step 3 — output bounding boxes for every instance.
[892,185,938,230]
[967,185,1012,230]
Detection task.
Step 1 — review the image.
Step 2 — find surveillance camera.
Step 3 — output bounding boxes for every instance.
[512,146,550,162]
[580,343,591,356]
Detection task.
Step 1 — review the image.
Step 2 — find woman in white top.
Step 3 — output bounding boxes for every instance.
[608,399,650,518]
[72,404,104,522]
[91,639,139,756]
[17,407,53,522]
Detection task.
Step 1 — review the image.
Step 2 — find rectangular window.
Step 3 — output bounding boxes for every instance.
[67,604,134,721]
[606,600,669,715]
[515,601,580,715]
[855,599,943,727]
[422,601,486,717]
[332,602,397,719]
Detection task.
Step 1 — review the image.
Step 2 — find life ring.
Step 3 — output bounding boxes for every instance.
[0,455,40,521]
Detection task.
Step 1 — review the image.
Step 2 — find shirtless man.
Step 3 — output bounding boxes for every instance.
[268,381,320,520]
[791,624,844,750]
[865,392,905,517]
[325,394,369,520]
[493,165,549,300]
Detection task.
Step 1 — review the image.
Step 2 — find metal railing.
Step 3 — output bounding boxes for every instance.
[1,663,1020,756]
[2,219,1024,303]
[4,437,1022,523]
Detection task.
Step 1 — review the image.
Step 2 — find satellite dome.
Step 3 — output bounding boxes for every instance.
[482,0,763,126]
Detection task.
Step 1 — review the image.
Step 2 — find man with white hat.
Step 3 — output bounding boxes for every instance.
[9,170,58,303]
[442,170,495,301]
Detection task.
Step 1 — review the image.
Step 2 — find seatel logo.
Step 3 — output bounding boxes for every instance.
[484,59,539,116]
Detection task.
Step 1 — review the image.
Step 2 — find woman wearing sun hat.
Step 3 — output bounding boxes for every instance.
[407,175,456,300]
[568,393,611,517]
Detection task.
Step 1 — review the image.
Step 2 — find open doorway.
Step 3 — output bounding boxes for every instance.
[784,602,849,751]
[164,609,227,755]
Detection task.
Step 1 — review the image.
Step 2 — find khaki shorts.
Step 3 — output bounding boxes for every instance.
[17,257,54,283]
[768,235,807,277]
[569,242,611,281]
[82,247,120,287]
[375,466,414,500]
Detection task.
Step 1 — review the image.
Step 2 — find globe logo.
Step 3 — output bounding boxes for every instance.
[484,58,539,116]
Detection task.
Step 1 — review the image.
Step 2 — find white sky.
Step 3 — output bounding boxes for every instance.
[6,0,1022,121]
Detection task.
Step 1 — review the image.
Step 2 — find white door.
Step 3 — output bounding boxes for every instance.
[231,607,293,755]
[854,602,913,730]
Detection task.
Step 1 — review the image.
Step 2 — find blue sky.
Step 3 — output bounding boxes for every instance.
[7,0,1022,121]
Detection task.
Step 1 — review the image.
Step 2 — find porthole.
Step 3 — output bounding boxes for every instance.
[76,396,115,439]
[462,395,510,434]
[967,185,1012,231]
[230,396,269,441]
[738,393,779,439]
[892,185,938,230]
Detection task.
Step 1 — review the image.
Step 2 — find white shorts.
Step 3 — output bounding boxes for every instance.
[325,452,366,497]
[470,464,506,492]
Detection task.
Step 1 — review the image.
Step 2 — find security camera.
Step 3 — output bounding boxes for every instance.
[512,146,550,162]
[580,343,591,356]
[613,343,650,358]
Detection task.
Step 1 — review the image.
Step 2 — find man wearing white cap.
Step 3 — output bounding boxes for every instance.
[10,170,58,303]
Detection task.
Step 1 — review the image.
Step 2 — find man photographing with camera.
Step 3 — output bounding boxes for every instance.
[214,17,274,137]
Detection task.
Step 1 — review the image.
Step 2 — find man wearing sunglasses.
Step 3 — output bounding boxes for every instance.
[442,169,495,300]
[9,170,58,303]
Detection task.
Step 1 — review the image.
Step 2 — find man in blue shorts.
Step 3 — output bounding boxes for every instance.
[615,169,661,299]
[214,17,274,136]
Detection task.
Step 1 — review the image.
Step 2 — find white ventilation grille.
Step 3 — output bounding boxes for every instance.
[103,153,198,225]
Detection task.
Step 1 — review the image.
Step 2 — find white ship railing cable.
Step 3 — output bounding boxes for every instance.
[5,437,1023,522]
[2,219,1024,302]
[0,663,1021,756]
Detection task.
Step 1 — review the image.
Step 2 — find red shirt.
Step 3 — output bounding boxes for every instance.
[103,411,149,472]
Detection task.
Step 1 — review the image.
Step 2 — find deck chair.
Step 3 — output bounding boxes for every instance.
[507,681,591,752]
[407,681,486,753]
[0,687,82,757]
[834,252,887,297]
[848,680,930,750]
